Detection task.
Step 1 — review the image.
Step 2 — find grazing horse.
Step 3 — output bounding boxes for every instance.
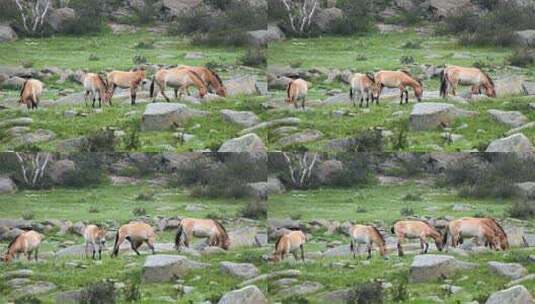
[2,230,43,264]
[349,224,387,259]
[177,66,227,97]
[83,73,112,108]
[392,220,443,256]
[83,224,107,260]
[286,79,308,110]
[19,79,43,110]
[175,218,230,250]
[440,66,496,98]
[349,73,377,108]
[112,222,156,257]
[150,68,208,102]
[271,230,306,262]
[446,217,504,250]
[107,68,146,105]
[373,70,423,105]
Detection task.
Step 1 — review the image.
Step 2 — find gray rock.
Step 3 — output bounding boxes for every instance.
[488,109,528,128]
[47,8,76,32]
[8,278,32,289]
[55,245,86,257]
[238,117,301,136]
[268,74,293,90]
[141,102,206,131]
[238,269,301,288]
[410,102,476,131]
[515,182,535,199]
[246,24,285,47]
[0,176,16,194]
[184,52,204,60]
[142,255,209,283]
[18,129,56,145]
[485,133,534,153]
[319,288,353,303]
[0,117,33,128]
[0,25,17,43]
[109,23,138,34]
[220,109,260,127]
[271,278,299,289]
[247,177,285,199]
[201,246,226,256]
[427,0,476,19]
[505,122,535,136]
[7,126,30,137]
[218,133,267,158]
[18,281,56,296]
[278,129,323,147]
[409,255,458,283]
[56,137,89,153]
[218,285,267,304]
[495,76,527,97]
[55,92,86,104]
[277,281,324,298]
[313,8,343,32]
[48,159,76,184]
[220,261,259,279]
[323,245,353,258]
[224,75,260,96]
[515,30,535,47]
[488,262,528,280]
[159,0,202,18]
[314,160,343,185]
[485,285,534,304]
[322,93,351,105]
[4,269,33,279]
[55,289,83,304]
[506,274,535,288]
[229,227,260,249]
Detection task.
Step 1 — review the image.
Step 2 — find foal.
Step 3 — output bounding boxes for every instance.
[83,73,111,108]
[2,230,44,264]
[373,70,423,105]
[349,73,377,108]
[349,224,387,259]
[107,68,146,105]
[271,230,306,262]
[83,224,107,260]
[286,79,308,110]
[19,79,43,110]
[112,222,156,257]
[392,220,443,256]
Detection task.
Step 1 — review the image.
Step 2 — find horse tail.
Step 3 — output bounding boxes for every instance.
[112,230,120,257]
[174,223,183,250]
[349,87,353,101]
[274,233,284,251]
[19,79,29,104]
[390,225,395,234]
[287,81,294,99]
[442,226,449,247]
[150,76,155,98]
[440,69,448,98]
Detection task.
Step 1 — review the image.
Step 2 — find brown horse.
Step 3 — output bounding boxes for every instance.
[392,220,444,256]
[271,230,306,262]
[19,79,43,110]
[2,230,44,264]
[350,73,377,108]
[107,68,146,105]
[349,224,387,259]
[112,222,156,257]
[83,224,107,260]
[446,217,505,250]
[150,68,208,102]
[287,78,308,110]
[440,66,496,98]
[177,66,226,97]
[174,218,230,250]
[373,70,423,105]
[83,73,112,108]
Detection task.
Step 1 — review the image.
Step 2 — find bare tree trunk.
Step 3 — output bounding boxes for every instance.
[282,152,319,188]
[15,152,51,187]
[14,0,50,35]
[280,0,319,35]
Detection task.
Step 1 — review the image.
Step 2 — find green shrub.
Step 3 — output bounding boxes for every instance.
[507,201,535,219]
[330,0,375,35]
[346,129,384,152]
[348,281,384,304]
[508,48,535,67]
[63,154,107,188]
[124,281,141,302]
[136,191,155,201]
[14,295,42,304]
[239,48,266,67]
[132,207,146,216]
[400,55,415,64]
[400,207,414,216]
[132,54,147,65]
[0,1,18,23]
[239,200,267,220]
[80,281,116,304]
[134,39,155,49]
[320,155,375,188]
[62,0,104,35]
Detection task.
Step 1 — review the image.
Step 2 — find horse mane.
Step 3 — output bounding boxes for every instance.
[206,67,223,87]
[212,219,229,240]
[481,70,494,87]
[486,217,506,237]
[188,70,207,88]
[6,233,23,252]
[370,226,385,245]
[400,70,422,85]
[97,74,108,90]
[365,73,375,83]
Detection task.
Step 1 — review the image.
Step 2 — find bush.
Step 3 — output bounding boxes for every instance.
[400,207,414,216]
[240,200,267,220]
[88,207,99,213]
[21,212,34,220]
[391,121,409,151]
[80,281,116,304]
[508,48,535,67]
[330,0,375,35]
[81,128,117,152]
[507,201,535,219]
[88,54,100,61]
[239,48,266,67]
[401,41,422,49]
[134,39,155,49]
[402,193,422,201]
[62,0,104,35]
[320,156,375,188]
[124,281,141,302]
[135,191,155,201]
[14,295,42,304]
[132,54,147,65]
[400,55,415,64]
[63,154,107,188]
[348,281,384,304]
[132,207,146,216]
[346,129,384,152]
[0,1,18,23]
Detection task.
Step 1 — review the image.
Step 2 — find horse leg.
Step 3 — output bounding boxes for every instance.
[85,91,90,106]
[301,97,305,110]
[146,239,156,255]
[399,87,405,105]
[34,248,38,262]
[27,251,32,261]
[404,90,409,104]
[292,251,299,261]
[300,244,305,262]
[98,244,102,260]
[92,242,97,260]
[367,243,372,260]
[174,88,178,99]
[129,240,141,256]
[113,235,126,257]
[130,87,136,105]
[350,240,356,259]
[397,236,404,257]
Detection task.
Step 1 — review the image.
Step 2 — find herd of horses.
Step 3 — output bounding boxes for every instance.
[286,65,496,109]
[1,216,511,264]
[17,65,227,110]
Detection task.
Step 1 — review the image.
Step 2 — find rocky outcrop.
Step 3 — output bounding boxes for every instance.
[0,176,16,194]
[488,262,528,280]
[485,133,534,153]
[218,285,268,304]
[488,110,528,128]
[410,102,476,131]
[515,30,535,47]
[141,103,207,131]
[0,25,17,43]
[142,255,209,283]
[409,255,459,283]
[220,109,261,128]
[220,261,259,279]
[47,8,76,32]
[485,285,534,304]
[218,133,267,157]
[224,75,260,96]
[246,24,285,47]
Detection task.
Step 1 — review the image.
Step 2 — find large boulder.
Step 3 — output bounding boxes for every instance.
[224,75,260,96]
[278,129,323,147]
[488,262,528,280]
[220,261,259,279]
[47,8,76,32]
[18,129,56,145]
[313,8,343,32]
[488,110,528,128]
[0,176,16,194]
[17,281,56,297]
[515,30,535,47]
[229,227,260,249]
[218,285,268,304]
[142,255,209,283]
[409,255,459,283]
[410,102,475,131]
[0,25,17,43]
[267,74,293,90]
[48,159,76,184]
[141,103,206,131]
[515,182,535,199]
[485,285,534,304]
[246,24,285,47]
[427,0,476,19]
[485,133,534,153]
[220,109,260,128]
[247,177,285,198]
[159,0,203,19]
[277,281,324,298]
[314,160,343,185]
[218,133,267,157]
[495,76,527,97]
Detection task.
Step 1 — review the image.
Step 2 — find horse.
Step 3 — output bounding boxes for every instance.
[270,230,306,262]
[174,218,230,250]
[112,222,156,257]
[19,79,43,110]
[286,79,308,110]
[107,68,146,105]
[150,68,208,102]
[392,220,444,256]
[349,73,377,108]
[83,224,107,260]
[373,70,423,105]
[2,230,43,264]
[83,73,112,108]
[446,217,504,250]
[440,65,496,98]
[349,224,387,259]
[176,66,226,97]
